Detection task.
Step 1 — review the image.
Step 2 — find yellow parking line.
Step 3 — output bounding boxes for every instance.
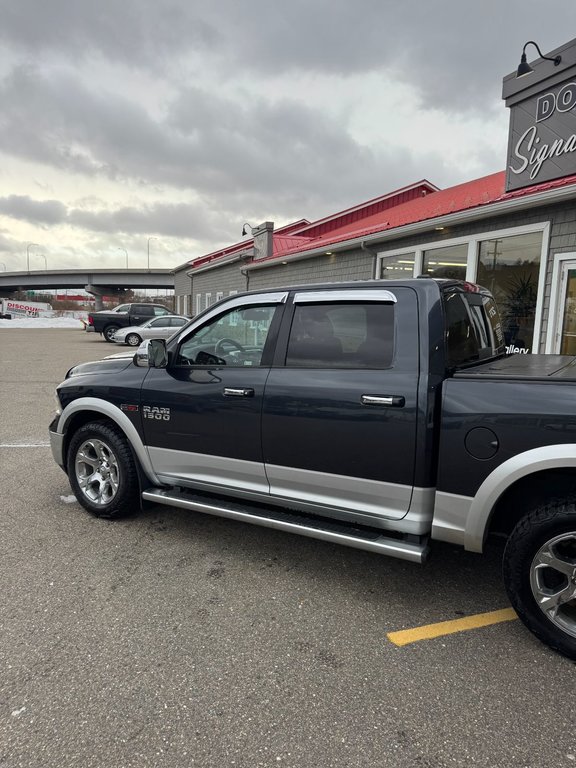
[387,607,518,647]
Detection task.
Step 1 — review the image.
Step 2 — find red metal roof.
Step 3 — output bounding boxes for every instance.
[189,182,437,270]
[190,170,576,271]
[191,218,310,270]
[255,170,576,263]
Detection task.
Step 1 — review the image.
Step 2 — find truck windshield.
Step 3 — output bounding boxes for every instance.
[443,288,505,368]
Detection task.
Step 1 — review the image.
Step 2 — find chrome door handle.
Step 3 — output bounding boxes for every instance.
[361,394,405,407]
[223,388,255,397]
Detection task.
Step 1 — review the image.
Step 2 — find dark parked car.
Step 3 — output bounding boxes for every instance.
[86,303,173,341]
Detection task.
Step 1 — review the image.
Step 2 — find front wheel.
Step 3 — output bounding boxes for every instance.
[103,324,120,342]
[503,503,576,660]
[67,421,140,519]
[126,333,142,347]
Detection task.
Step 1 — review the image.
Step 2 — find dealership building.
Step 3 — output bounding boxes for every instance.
[174,37,576,356]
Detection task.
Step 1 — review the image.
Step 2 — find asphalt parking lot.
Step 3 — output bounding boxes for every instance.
[1,328,575,768]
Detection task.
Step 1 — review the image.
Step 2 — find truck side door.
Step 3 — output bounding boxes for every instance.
[130,304,155,325]
[140,293,286,493]
[261,287,420,521]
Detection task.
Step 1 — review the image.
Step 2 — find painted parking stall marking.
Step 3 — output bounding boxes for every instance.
[387,607,518,647]
[0,443,50,448]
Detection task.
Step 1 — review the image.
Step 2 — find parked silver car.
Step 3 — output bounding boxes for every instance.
[112,315,189,346]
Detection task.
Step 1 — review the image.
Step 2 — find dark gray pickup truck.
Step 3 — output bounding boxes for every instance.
[50,278,576,659]
[87,302,172,341]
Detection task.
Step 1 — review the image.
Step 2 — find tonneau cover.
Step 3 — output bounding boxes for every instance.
[454,354,576,381]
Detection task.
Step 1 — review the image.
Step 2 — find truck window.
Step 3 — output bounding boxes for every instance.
[443,289,505,368]
[177,305,277,366]
[286,303,394,368]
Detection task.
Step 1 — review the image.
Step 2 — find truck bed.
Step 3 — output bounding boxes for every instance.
[454,354,576,381]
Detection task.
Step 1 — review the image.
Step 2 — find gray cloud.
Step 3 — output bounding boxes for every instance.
[68,202,227,240]
[0,0,219,71]
[0,193,238,242]
[0,0,566,272]
[0,64,486,223]
[0,195,67,225]
[0,0,574,113]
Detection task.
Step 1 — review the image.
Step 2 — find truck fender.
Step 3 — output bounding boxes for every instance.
[465,444,576,552]
[56,396,160,485]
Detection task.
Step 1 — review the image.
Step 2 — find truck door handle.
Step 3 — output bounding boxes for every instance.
[361,394,405,407]
[223,388,255,398]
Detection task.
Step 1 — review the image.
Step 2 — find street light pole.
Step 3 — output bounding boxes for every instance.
[26,243,39,272]
[118,247,128,269]
[147,237,157,270]
[0,262,6,272]
[42,255,48,271]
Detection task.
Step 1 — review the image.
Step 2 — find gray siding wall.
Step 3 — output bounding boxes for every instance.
[191,262,247,315]
[173,267,192,315]
[249,248,374,291]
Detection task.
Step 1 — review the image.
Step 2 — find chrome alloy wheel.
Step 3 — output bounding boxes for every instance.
[530,532,576,639]
[74,438,120,506]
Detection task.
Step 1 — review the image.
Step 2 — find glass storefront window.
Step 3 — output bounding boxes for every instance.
[379,254,415,278]
[559,268,576,355]
[422,244,468,279]
[476,232,542,354]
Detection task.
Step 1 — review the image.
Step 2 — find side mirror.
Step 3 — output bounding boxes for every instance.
[135,338,168,368]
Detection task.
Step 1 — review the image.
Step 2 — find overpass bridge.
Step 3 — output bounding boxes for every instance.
[0,268,174,310]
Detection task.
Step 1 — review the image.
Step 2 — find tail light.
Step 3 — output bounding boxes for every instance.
[88,315,94,325]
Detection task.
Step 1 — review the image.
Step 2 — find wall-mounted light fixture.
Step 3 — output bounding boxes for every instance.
[516,40,561,78]
[325,251,333,256]
[241,223,254,236]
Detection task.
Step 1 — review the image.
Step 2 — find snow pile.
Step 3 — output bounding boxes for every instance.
[0,316,86,328]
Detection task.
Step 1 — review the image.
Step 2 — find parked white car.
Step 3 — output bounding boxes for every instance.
[112,315,189,346]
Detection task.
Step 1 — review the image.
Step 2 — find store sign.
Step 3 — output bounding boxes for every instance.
[503,38,576,192]
[508,81,576,190]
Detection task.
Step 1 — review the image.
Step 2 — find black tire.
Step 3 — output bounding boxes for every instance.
[126,333,142,347]
[103,324,120,342]
[67,421,140,519]
[503,502,576,660]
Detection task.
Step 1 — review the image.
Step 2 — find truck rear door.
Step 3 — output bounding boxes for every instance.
[261,287,420,521]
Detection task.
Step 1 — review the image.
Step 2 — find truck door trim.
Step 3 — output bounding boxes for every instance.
[293,289,397,304]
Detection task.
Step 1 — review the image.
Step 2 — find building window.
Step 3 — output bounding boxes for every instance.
[422,244,468,279]
[196,293,202,315]
[183,295,189,316]
[380,254,415,279]
[205,293,212,309]
[476,231,543,353]
[216,291,224,302]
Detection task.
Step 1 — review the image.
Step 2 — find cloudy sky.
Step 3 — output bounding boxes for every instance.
[0,1,575,273]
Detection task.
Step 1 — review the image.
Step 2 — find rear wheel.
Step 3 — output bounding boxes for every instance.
[67,421,139,519]
[103,324,120,342]
[503,503,576,660]
[126,332,142,347]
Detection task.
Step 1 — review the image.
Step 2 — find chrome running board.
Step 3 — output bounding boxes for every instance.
[142,487,429,563]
